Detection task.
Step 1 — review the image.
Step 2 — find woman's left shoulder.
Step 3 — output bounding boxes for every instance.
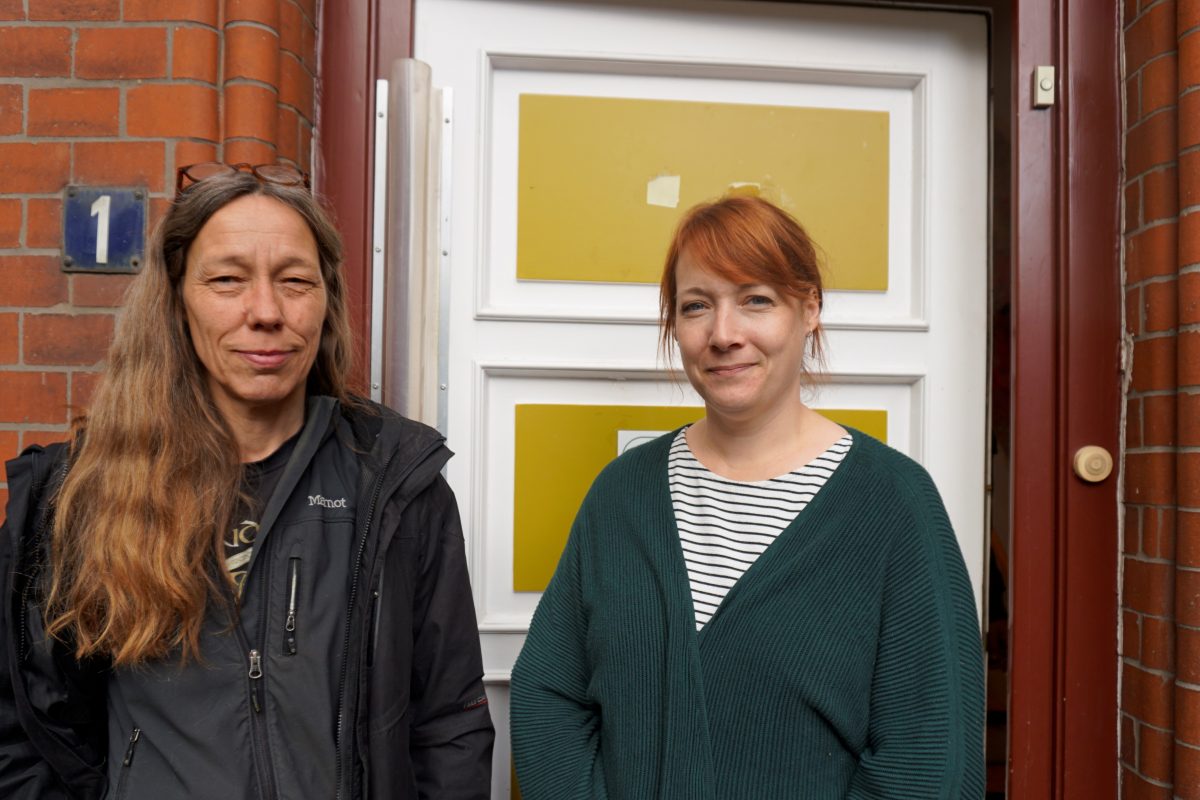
[842,428,943,505]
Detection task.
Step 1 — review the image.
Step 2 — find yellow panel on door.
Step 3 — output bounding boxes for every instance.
[513,404,888,593]
[517,94,890,290]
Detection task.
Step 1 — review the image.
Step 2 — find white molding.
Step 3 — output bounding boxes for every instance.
[474,47,930,329]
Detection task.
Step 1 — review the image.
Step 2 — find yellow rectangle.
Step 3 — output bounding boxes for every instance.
[513,404,888,593]
[517,94,889,290]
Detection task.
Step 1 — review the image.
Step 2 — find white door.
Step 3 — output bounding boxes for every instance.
[413,2,987,795]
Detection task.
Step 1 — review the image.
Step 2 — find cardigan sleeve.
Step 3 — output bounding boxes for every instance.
[845,475,985,800]
[510,516,608,800]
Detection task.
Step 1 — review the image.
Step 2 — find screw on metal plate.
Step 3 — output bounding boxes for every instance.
[67,188,76,197]
[130,257,140,268]
[63,255,74,266]
[133,190,143,200]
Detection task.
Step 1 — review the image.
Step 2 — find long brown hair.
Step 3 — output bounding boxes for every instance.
[659,195,827,379]
[45,174,355,665]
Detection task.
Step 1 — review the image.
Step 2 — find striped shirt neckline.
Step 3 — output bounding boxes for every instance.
[668,428,853,630]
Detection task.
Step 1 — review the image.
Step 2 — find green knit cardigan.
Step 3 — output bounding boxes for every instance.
[511,428,984,799]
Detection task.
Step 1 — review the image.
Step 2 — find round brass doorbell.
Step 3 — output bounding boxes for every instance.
[1072,446,1113,483]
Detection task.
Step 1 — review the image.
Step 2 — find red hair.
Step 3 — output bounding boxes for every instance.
[659,195,827,370]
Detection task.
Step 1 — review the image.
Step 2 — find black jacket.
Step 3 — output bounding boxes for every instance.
[0,397,494,799]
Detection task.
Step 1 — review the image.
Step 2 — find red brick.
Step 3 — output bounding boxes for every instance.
[1143,54,1179,116]
[294,0,315,23]
[298,123,311,166]
[0,27,70,77]
[1180,683,1200,746]
[1124,610,1142,659]
[21,429,65,449]
[73,274,133,308]
[28,0,117,20]
[299,10,316,72]
[127,84,218,139]
[277,105,300,163]
[0,430,16,464]
[1183,90,1200,150]
[225,24,279,85]
[172,26,218,83]
[1184,0,1200,31]
[0,0,19,20]
[1183,270,1200,324]
[1122,714,1137,767]
[1144,278,1178,332]
[0,255,67,307]
[1182,331,1200,385]
[0,82,19,135]
[0,198,18,248]
[1123,661,1174,729]
[0,313,16,363]
[1145,166,1178,224]
[1138,722,1174,783]
[24,314,113,366]
[1128,285,1143,336]
[224,82,277,142]
[173,140,218,175]
[1127,504,1142,556]
[124,0,218,25]
[224,139,275,165]
[1182,511,1200,568]
[1141,613,1175,671]
[1180,745,1200,798]
[1128,178,1143,234]
[76,27,167,79]
[278,52,312,119]
[280,0,304,55]
[26,198,60,249]
[226,0,278,27]
[28,88,119,137]
[1184,26,1200,90]
[1125,556,1176,616]
[1132,336,1178,393]
[1129,223,1178,281]
[1144,393,1177,447]
[0,142,69,193]
[70,370,101,410]
[1129,111,1178,178]
[1182,391,1200,446]
[75,141,166,192]
[1130,2,1179,75]
[1183,452,1200,507]
[1127,74,1142,128]
[1181,625,1200,684]
[0,371,68,424]
[1145,505,1178,560]
[1129,396,1144,448]
[1180,568,1200,626]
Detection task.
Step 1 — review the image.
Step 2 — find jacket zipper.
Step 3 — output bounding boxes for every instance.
[113,726,140,799]
[333,446,404,800]
[284,557,299,656]
[234,536,278,800]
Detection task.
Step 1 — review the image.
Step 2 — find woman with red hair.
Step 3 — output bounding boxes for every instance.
[512,195,983,799]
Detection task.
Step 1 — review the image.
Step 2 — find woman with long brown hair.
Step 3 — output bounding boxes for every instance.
[0,165,493,799]
[511,195,983,799]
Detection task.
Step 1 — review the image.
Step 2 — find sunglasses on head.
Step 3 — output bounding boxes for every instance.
[175,162,311,195]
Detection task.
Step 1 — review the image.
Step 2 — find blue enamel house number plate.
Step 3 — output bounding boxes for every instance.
[62,186,147,273]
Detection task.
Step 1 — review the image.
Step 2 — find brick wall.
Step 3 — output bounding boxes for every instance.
[1122,0,1200,795]
[0,0,319,510]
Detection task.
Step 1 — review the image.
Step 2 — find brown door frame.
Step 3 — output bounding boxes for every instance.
[317,1,1123,795]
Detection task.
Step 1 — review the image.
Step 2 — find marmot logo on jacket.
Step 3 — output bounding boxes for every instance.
[308,494,348,508]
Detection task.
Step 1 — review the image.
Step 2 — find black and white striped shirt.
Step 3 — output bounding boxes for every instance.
[668,428,853,630]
